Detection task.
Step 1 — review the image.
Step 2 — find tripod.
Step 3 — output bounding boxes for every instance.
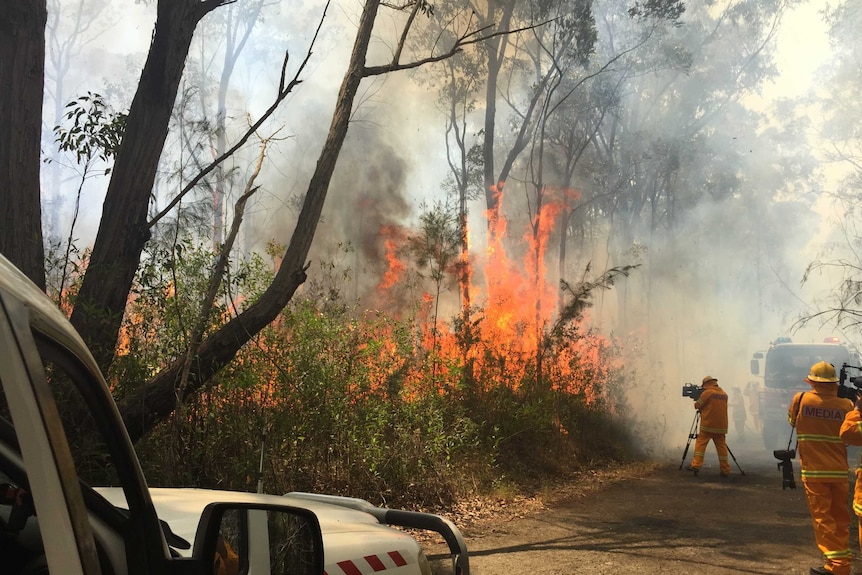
[726,444,745,475]
[678,411,700,471]
[679,410,746,475]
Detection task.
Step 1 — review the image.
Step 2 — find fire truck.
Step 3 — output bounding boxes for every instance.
[750,337,860,451]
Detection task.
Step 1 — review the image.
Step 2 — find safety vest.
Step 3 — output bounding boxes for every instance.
[695,383,728,434]
[789,384,852,482]
[840,408,862,515]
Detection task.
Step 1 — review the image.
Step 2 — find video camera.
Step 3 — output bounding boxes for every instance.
[681,383,703,401]
[838,364,862,402]
[773,449,796,490]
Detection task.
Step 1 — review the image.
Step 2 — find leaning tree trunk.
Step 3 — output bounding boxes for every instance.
[118,0,382,443]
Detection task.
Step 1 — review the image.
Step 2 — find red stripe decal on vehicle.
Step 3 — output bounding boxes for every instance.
[388,551,407,567]
[334,551,410,574]
[337,560,363,575]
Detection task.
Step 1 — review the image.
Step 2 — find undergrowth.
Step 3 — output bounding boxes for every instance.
[114,241,642,510]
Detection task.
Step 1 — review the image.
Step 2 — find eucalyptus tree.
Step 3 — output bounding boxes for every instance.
[438,37,484,311]
[582,0,805,331]
[496,0,599,391]
[449,0,683,225]
[537,72,619,308]
[408,199,461,371]
[798,1,862,332]
[466,0,681,319]
[490,0,694,395]
[472,0,520,221]
[194,0,268,248]
[414,0,559,237]
[44,0,114,241]
[427,0,684,271]
[409,0,685,396]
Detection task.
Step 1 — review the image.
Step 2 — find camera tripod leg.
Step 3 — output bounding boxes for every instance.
[679,412,700,471]
[726,444,745,475]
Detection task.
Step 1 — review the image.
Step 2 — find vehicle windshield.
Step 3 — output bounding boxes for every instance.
[764,345,850,389]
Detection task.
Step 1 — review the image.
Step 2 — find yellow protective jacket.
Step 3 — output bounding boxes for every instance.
[789,384,852,482]
[695,381,728,434]
[840,408,862,514]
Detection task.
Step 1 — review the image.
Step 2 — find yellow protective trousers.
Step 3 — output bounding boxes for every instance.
[803,480,852,575]
[857,515,862,569]
[690,431,730,475]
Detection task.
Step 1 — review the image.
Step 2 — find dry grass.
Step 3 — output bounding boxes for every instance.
[409,460,660,542]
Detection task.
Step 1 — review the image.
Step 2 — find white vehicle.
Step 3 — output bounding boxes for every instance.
[0,253,469,575]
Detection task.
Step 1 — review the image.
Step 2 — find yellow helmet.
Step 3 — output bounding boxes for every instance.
[806,361,838,383]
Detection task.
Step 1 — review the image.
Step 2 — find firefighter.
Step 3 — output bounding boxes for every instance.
[744,381,761,432]
[686,375,731,476]
[839,390,862,571]
[789,361,853,575]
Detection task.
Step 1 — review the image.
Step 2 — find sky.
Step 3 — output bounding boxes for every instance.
[761,1,832,101]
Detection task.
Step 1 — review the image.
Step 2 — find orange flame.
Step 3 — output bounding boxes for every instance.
[377,225,408,293]
[365,181,607,402]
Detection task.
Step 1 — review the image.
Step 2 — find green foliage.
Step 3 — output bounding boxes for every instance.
[120,237,637,508]
[43,239,87,312]
[53,92,126,173]
[409,201,461,285]
[555,263,641,333]
[417,0,434,17]
[110,239,272,394]
[628,0,685,24]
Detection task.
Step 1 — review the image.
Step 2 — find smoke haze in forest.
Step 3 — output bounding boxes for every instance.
[40,0,854,455]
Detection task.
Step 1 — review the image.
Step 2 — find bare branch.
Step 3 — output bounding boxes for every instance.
[391,0,422,65]
[149,0,330,227]
[176,133,271,395]
[362,22,550,77]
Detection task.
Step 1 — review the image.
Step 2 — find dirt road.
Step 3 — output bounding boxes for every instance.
[428,441,861,575]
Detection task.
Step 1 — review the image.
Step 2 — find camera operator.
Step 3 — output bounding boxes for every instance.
[789,361,853,575]
[839,384,862,570]
[685,375,731,476]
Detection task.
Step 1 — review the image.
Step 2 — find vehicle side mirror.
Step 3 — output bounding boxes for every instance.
[750,358,760,376]
[193,503,324,575]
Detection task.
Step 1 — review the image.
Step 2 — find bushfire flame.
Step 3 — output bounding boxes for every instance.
[372,182,611,406]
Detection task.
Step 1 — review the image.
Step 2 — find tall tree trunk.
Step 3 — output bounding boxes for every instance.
[0,0,47,290]
[480,0,517,232]
[70,0,223,369]
[212,1,262,249]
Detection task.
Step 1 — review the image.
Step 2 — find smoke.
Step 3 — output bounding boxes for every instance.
[324,132,413,303]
